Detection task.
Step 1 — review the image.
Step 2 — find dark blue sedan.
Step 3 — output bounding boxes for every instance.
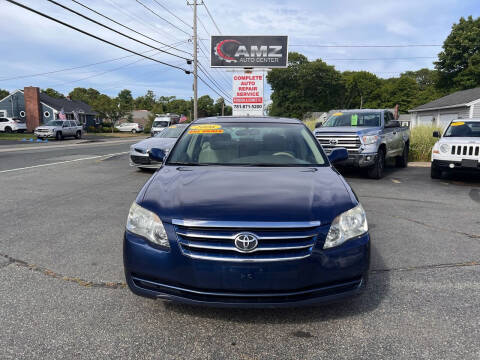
[124,117,370,307]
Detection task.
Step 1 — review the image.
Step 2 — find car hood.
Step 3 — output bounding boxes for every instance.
[140,166,357,225]
[439,137,480,144]
[315,126,381,135]
[133,137,177,150]
[35,126,58,130]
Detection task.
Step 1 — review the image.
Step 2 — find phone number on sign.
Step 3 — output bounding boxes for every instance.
[233,104,263,109]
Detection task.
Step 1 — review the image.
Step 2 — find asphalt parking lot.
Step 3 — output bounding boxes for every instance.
[1,141,479,359]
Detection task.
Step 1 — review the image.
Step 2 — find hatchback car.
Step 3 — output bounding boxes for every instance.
[0,117,27,133]
[124,117,370,307]
[115,122,143,133]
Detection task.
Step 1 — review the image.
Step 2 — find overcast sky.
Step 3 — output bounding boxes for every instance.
[1,0,479,103]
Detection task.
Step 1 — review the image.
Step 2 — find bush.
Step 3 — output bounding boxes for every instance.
[87,126,97,133]
[409,125,442,162]
[102,126,112,133]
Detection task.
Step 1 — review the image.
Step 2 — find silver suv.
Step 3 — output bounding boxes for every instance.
[34,120,83,140]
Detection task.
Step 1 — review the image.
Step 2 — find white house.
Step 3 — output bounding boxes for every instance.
[409,87,480,129]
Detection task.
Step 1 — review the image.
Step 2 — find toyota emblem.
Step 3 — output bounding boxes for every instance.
[329,139,338,146]
[234,233,259,252]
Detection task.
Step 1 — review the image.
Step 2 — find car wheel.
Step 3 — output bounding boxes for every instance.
[131,129,137,134]
[55,131,63,141]
[75,130,82,139]
[367,149,385,179]
[430,163,442,179]
[395,142,409,168]
[5,126,12,133]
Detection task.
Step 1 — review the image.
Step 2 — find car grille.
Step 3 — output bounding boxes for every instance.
[130,155,150,164]
[173,220,321,262]
[315,133,362,153]
[36,129,50,133]
[451,144,480,157]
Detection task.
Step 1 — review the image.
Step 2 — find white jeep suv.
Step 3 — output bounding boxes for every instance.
[431,119,480,178]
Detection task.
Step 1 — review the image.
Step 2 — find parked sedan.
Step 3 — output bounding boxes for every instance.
[116,122,143,133]
[129,124,188,169]
[124,117,370,307]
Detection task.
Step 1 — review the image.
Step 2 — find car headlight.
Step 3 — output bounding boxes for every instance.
[440,143,450,153]
[362,135,379,145]
[126,202,169,249]
[324,204,368,249]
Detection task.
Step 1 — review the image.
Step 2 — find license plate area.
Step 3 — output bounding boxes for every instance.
[461,159,479,168]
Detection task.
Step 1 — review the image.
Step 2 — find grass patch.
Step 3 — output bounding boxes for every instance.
[409,125,441,162]
[86,132,145,138]
[0,133,35,141]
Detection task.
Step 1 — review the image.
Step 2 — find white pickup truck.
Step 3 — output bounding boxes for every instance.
[431,119,480,178]
[34,120,83,140]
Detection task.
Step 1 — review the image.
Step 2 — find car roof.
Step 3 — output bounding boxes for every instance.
[333,109,387,113]
[193,116,302,124]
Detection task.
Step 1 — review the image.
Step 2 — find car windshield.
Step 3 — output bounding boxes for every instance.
[155,125,186,138]
[444,121,480,137]
[153,119,170,128]
[323,112,381,127]
[46,120,64,126]
[167,122,326,166]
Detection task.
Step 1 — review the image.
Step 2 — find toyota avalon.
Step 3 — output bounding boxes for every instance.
[124,117,370,307]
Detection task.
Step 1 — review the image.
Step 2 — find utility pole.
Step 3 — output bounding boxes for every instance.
[192,0,198,120]
[222,100,225,116]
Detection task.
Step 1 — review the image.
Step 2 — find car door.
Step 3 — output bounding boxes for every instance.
[0,118,7,131]
[385,112,402,156]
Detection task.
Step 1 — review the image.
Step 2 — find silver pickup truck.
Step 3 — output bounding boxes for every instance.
[34,120,83,140]
[314,109,410,179]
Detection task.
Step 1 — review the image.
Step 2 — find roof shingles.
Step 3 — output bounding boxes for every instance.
[410,87,480,112]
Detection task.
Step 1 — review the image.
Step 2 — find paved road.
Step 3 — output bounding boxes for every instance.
[1,145,479,359]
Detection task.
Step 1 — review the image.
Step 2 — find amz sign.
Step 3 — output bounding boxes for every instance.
[211,36,288,68]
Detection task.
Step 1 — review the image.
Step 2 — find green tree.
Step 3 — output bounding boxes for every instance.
[135,90,156,110]
[0,89,9,99]
[117,89,134,112]
[267,52,345,118]
[342,71,382,109]
[213,97,232,116]
[41,88,65,99]
[197,95,214,117]
[68,87,100,105]
[435,16,480,90]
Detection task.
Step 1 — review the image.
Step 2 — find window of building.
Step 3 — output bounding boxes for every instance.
[44,111,50,118]
[19,111,26,117]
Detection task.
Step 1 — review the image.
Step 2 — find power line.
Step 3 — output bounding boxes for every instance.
[70,0,191,55]
[151,0,192,29]
[46,0,191,61]
[197,62,231,100]
[202,1,221,34]
[322,56,436,61]
[6,0,191,73]
[290,43,480,48]
[0,40,189,82]
[135,0,191,36]
[198,74,231,103]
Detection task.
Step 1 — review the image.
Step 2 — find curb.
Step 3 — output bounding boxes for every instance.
[408,162,431,168]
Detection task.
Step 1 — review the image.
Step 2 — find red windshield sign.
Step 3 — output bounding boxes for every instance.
[211,36,288,68]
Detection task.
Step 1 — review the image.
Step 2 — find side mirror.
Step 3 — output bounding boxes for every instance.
[433,131,440,138]
[315,122,322,128]
[328,148,349,164]
[148,148,166,162]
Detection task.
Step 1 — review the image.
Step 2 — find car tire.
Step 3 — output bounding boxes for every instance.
[367,149,385,179]
[430,163,442,179]
[55,131,63,141]
[75,130,82,139]
[5,126,12,133]
[395,142,409,168]
[131,129,137,134]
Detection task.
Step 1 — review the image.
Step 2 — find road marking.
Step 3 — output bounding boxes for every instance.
[0,151,128,174]
[0,138,141,153]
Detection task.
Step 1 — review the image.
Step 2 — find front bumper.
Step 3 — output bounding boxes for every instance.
[124,229,370,307]
[34,131,54,138]
[432,159,480,172]
[129,152,161,168]
[335,153,377,168]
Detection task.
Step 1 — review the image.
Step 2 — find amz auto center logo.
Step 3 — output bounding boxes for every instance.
[213,37,285,66]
